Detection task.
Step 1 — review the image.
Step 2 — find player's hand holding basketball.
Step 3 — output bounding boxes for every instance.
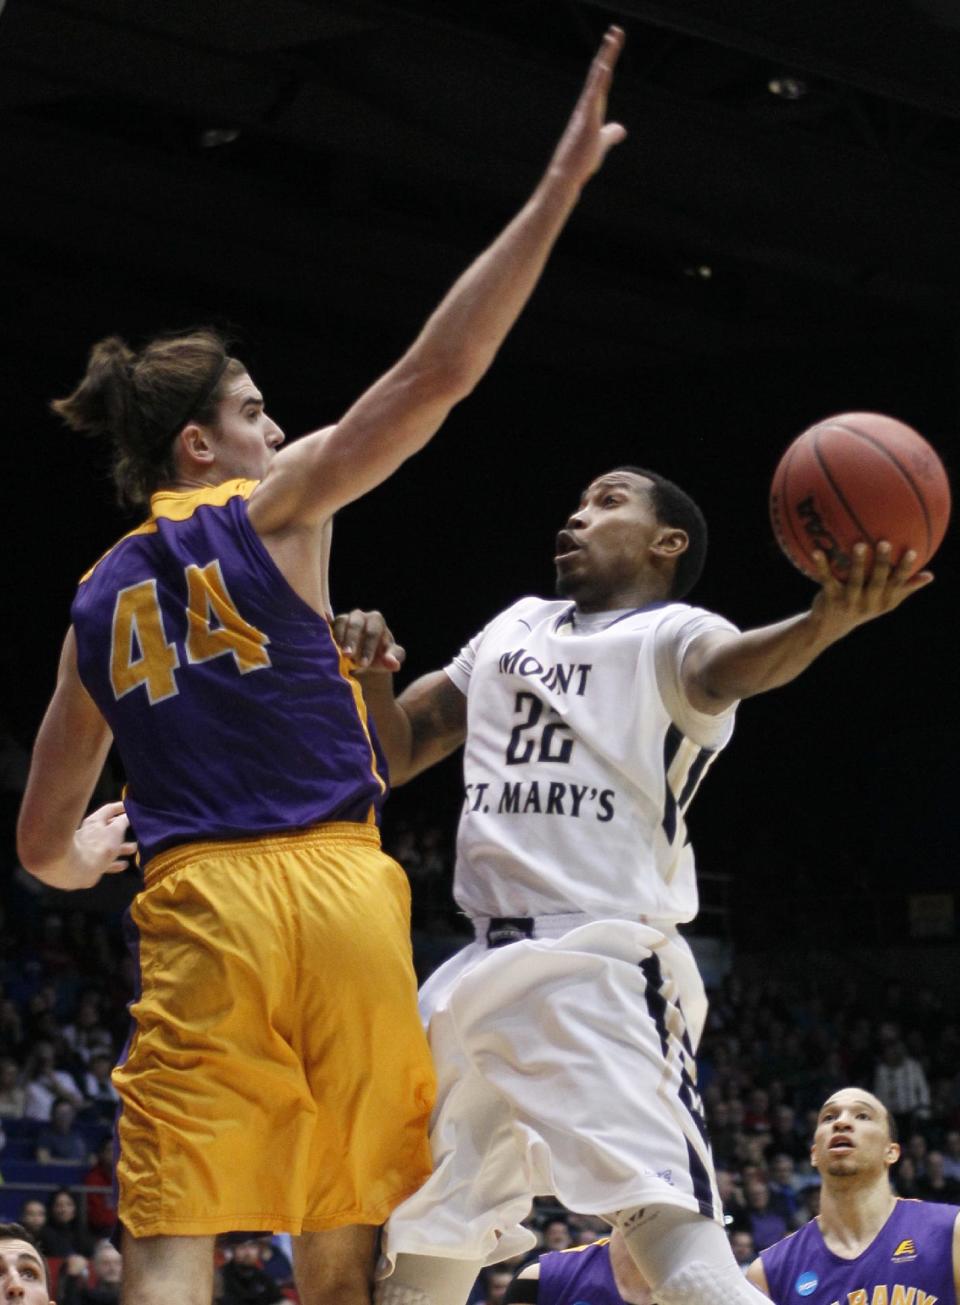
[547,26,627,190]
[810,540,933,640]
[334,608,405,674]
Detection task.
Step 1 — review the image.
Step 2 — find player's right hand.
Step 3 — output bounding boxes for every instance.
[810,540,933,638]
[333,609,406,673]
[547,26,627,189]
[72,801,137,888]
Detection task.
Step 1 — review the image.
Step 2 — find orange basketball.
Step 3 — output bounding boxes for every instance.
[770,412,951,580]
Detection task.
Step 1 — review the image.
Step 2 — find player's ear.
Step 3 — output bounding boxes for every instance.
[177,422,216,467]
[886,1140,901,1166]
[651,526,688,558]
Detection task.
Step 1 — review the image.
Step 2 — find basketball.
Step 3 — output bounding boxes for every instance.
[770,412,951,580]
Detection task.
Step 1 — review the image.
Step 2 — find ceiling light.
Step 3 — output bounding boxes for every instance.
[199,127,241,149]
[767,77,808,100]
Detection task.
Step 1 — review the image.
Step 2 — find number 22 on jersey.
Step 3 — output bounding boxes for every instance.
[109,561,271,705]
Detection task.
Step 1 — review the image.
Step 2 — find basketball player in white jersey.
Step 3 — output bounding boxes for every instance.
[340,466,930,1305]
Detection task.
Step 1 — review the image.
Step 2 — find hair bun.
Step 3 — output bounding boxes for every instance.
[51,335,138,440]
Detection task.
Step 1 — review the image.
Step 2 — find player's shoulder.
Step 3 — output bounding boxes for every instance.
[897,1196,960,1224]
[648,598,733,627]
[77,478,258,586]
[485,595,567,632]
[761,1217,820,1265]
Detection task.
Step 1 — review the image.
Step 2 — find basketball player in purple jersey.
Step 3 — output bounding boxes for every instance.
[749,1088,960,1305]
[505,1232,653,1304]
[15,29,627,1305]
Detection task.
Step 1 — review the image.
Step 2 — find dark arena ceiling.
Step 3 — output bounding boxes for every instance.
[4,0,960,365]
[2,0,959,935]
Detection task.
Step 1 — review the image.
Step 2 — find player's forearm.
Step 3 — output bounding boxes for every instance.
[360,674,417,786]
[696,609,843,703]
[405,171,584,398]
[363,667,468,785]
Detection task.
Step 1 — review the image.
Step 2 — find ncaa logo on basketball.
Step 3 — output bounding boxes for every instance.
[795,1271,819,1296]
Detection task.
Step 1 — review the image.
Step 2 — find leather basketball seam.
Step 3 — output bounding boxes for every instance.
[812,428,876,548]
[831,419,933,554]
[776,438,817,575]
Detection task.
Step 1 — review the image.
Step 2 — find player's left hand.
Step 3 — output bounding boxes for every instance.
[810,540,933,637]
[547,26,627,190]
[333,609,405,672]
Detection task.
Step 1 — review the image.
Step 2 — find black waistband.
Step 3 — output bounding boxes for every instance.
[486,917,535,948]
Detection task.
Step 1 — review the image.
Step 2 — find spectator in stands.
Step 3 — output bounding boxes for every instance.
[708,1100,739,1167]
[480,1266,514,1305]
[0,1057,26,1118]
[80,1055,118,1120]
[254,1235,293,1289]
[942,1130,960,1182]
[767,1154,801,1225]
[892,1155,921,1199]
[82,1139,117,1237]
[36,1101,93,1165]
[0,1219,53,1305]
[24,1043,84,1121]
[567,1215,608,1245]
[37,1190,94,1260]
[744,1088,772,1133]
[916,1150,960,1204]
[729,1230,755,1273]
[58,1240,122,1304]
[716,1167,749,1231]
[744,1180,787,1251]
[216,1237,284,1304]
[62,999,108,1063]
[873,1040,931,1134]
[0,999,24,1054]
[19,1201,47,1240]
[766,1104,806,1164]
[540,1218,574,1252]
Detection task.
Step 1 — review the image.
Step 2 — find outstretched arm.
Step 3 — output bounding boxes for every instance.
[682,542,933,714]
[248,27,627,534]
[17,628,136,889]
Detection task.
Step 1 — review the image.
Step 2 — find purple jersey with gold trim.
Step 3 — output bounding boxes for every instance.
[760,1199,958,1305]
[538,1239,623,1305]
[71,479,387,864]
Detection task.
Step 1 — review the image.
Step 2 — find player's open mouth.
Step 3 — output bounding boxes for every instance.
[554,530,582,560]
[828,1138,854,1151]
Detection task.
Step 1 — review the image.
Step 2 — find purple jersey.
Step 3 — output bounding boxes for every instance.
[761,1199,958,1305]
[538,1240,623,1305]
[71,480,387,864]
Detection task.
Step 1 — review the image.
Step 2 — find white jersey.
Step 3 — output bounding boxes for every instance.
[445,596,739,926]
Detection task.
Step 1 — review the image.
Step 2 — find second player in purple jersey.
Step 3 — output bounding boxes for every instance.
[751,1089,960,1305]
[505,1234,654,1305]
[762,1200,957,1305]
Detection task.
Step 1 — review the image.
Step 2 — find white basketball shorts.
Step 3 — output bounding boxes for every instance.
[381,917,723,1270]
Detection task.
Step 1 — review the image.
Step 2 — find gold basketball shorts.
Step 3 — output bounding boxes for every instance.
[113,822,435,1237]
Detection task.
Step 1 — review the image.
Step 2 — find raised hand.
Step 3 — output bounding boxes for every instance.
[333,609,406,673]
[548,26,627,189]
[810,541,933,638]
